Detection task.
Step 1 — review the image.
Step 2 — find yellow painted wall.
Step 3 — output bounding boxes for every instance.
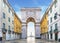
[14,13,22,33]
[40,13,48,34]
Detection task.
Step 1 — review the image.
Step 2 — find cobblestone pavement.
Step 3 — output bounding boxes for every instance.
[0,37,60,43]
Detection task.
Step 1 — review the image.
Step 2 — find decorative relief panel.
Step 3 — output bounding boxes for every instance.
[21,8,41,22]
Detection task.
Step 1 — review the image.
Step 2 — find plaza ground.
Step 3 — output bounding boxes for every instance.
[0,37,60,43]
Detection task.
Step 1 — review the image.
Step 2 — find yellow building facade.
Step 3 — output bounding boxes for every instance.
[14,13,22,39]
[14,13,22,33]
[40,12,48,39]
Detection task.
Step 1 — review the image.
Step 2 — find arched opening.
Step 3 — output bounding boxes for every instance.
[26,17,35,40]
[27,22,35,43]
[27,22,35,38]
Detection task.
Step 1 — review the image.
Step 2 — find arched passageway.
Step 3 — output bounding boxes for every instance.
[26,17,35,39]
[27,22,35,38]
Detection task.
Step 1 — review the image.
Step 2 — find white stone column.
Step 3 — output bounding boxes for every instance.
[35,23,40,38]
[53,33,55,40]
[22,24,27,39]
[11,32,14,40]
[6,31,11,40]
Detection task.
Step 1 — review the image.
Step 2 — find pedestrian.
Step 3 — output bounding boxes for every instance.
[0,37,2,43]
[0,29,3,43]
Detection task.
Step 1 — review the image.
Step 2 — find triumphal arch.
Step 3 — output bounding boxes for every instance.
[21,8,41,39]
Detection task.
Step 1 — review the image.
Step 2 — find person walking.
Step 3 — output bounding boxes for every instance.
[0,29,2,43]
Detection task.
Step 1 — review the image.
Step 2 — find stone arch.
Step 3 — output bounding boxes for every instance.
[26,17,35,23]
[26,17,36,38]
[21,8,41,39]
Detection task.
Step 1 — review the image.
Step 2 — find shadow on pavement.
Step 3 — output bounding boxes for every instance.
[0,41,5,43]
[10,41,19,43]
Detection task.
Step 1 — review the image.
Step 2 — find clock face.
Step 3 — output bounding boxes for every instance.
[27,11,34,15]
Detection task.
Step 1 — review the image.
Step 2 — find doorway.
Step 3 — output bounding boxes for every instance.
[55,33,58,41]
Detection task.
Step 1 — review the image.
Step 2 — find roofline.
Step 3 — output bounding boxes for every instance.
[40,0,55,23]
[14,13,22,23]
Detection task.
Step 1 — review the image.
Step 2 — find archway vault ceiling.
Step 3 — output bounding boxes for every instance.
[26,17,35,23]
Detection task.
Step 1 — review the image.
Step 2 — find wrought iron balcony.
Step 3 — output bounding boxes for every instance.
[2,28,7,33]
[49,29,52,34]
[50,30,52,34]
[12,31,14,34]
[8,30,11,34]
[54,29,58,33]
[54,16,57,20]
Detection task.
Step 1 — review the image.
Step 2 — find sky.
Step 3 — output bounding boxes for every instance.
[8,0,52,19]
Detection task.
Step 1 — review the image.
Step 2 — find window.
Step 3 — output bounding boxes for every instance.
[54,0,57,8]
[54,13,57,20]
[50,17,52,23]
[12,21,14,24]
[3,23,5,28]
[3,13,5,19]
[51,26,52,30]
[3,1,6,8]
[55,23,58,29]
[12,14,14,16]
[8,26,10,30]
[51,34,52,39]
[50,8,52,13]
[8,17,10,22]
[50,26,52,32]
[8,8,10,13]
[48,34,49,39]
[8,26,11,34]
[12,13,14,16]
[3,2,5,7]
